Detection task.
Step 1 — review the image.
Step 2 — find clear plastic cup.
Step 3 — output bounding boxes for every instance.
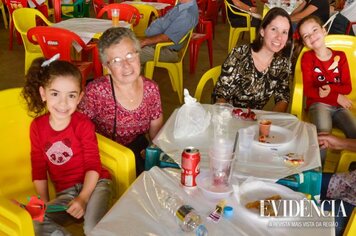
[209,153,236,187]
[238,127,255,162]
[238,127,255,149]
[212,103,234,144]
[111,9,120,27]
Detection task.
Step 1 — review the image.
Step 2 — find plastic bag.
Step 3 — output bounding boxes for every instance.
[173,89,211,139]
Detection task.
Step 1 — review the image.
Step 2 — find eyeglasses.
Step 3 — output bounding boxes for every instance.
[107,51,139,68]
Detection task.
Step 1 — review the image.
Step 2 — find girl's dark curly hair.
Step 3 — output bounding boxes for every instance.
[22,58,82,117]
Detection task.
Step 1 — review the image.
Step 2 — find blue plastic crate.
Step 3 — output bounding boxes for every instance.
[277,169,322,202]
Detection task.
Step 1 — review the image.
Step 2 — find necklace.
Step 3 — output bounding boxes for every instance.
[110,76,117,140]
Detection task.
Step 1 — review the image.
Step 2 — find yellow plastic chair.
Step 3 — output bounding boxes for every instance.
[131,3,159,38]
[13,8,52,75]
[144,29,193,103]
[344,208,356,236]
[0,0,8,29]
[0,88,136,235]
[290,35,356,171]
[224,0,256,53]
[194,65,221,102]
[336,150,356,173]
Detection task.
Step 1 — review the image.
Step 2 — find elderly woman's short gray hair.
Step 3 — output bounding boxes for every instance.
[98,27,141,65]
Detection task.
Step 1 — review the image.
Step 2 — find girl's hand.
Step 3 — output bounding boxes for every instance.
[66,196,87,219]
[337,94,353,109]
[318,85,330,98]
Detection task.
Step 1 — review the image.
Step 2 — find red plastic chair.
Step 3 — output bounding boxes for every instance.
[53,0,87,23]
[96,3,140,27]
[189,17,213,74]
[157,0,175,15]
[5,0,27,50]
[201,0,219,36]
[197,0,207,16]
[5,0,50,50]
[92,0,107,16]
[27,26,99,86]
[346,21,356,34]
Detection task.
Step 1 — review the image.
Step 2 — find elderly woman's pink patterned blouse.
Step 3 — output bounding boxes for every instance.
[78,76,162,145]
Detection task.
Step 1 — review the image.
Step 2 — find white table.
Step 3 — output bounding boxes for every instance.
[52,18,131,44]
[153,105,321,182]
[121,1,172,11]
[263,0,303,16]
[90,167,335,236]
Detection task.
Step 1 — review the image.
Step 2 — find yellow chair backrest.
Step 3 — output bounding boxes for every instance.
[144,29,193,103]
[194,65,221,102]
[13,8,52,74]
[0,88,135,235]
[224,0,255,52]
[0,88,34,201]
[131,3,159,37]
[344,208,356,236]
[0,0,8,29]
[290,35,356,120]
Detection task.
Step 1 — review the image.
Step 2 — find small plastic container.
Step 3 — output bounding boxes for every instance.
[223,206,234,219]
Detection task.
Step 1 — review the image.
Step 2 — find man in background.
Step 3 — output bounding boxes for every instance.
[139,0,199,64]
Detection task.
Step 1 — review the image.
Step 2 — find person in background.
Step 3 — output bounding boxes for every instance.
[318,134,356,236]
[139,0,199,64]
[79,27,163,177]
[290,0,330,26]
[225,0,261,29]
[22,56,111,235]
[212,7,293,112]
[298,15,356,164]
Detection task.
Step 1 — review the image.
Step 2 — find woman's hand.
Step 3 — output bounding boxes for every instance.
[337,94,353,109]
[318,85,330,98]
[318,133,345,150]
[66,196,87,219]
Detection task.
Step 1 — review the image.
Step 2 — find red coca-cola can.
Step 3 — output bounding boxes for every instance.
[181,147,200,187]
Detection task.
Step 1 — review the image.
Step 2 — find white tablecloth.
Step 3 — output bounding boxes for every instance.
[52,18,131,45]
[90,167,334,236]
[265,0,303,15]
[153,105,321,182]
[121,1,171,10]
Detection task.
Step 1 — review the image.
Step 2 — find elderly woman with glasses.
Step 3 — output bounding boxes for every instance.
[78,27,163,177]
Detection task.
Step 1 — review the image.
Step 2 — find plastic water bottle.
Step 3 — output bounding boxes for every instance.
[159,188,208,235]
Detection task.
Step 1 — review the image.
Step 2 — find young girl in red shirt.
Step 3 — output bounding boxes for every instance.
[298,15,356,164]
[22,55,111,235]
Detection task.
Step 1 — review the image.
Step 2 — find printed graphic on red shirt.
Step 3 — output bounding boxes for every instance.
[313,55,341,86]
[45,140,73,165]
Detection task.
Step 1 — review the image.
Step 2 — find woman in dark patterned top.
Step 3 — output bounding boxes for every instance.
[79,28,163,177]
[213,7,293,112]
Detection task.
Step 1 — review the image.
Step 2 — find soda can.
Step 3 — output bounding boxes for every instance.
[181,147,200,187]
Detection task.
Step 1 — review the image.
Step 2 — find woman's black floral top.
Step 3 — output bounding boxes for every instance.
[212,44,291,109]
